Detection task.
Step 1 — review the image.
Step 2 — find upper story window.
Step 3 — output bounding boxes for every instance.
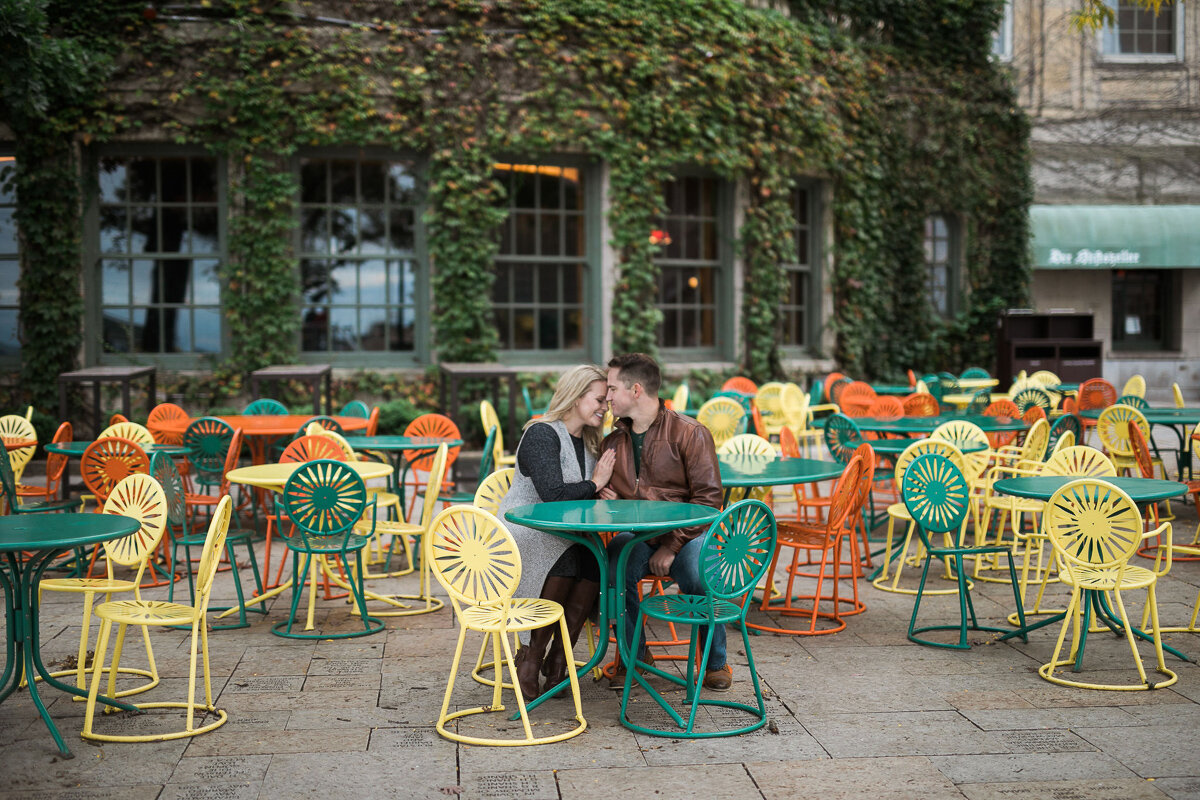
[924,215,958,317]
[781,183,820,353]
[656,176,726,354]
[991,0,1014,61]
[0,154,18,362]
[298,157,423,357]
[1100,2,1183,61]
[96,154,223,356]
[492,163,588,353]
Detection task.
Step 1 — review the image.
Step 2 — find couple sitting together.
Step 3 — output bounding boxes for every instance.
[497,353,726,703]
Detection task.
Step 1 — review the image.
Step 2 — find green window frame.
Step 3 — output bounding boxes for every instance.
[86,150,226,366]
[781,182,822,355]
[296,154,427,365]
[655,175,731,359]
[0,151,18,365]
[924,214,959,317]
[491,161,595,361]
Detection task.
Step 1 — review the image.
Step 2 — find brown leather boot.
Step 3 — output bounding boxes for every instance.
[542,579,600,692]
[513,576,573,702]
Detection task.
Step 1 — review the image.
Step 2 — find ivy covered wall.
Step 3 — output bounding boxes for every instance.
[1,0,1030,409]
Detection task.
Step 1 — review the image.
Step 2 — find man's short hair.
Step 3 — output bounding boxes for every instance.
[608,353,662,395]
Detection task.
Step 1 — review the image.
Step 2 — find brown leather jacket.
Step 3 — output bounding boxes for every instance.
[600,401,723,552]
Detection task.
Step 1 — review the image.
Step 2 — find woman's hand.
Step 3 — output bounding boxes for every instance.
[591,449,616,491]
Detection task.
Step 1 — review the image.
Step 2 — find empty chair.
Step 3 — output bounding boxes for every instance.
[427,505,586,746]
[243,398,288,415]
[0,413,38,483]
[82,496,234,742]
[81,437,149,512]
[696,396,745,449]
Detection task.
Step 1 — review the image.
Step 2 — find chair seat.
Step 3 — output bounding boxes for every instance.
[39,577,136,593]
[284,533,373,554]
[775,521,837,548]
[984,495,1043,513]
[357,519,421,536]
[96,598,196,627]
[887,502,911,521]
[176,526,256,547]
[459,597,563,632]
[641,593,741,625]
[13,497,83,513]
[1060,564,1157,592]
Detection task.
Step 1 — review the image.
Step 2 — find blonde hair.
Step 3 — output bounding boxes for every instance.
[526,364,608,454]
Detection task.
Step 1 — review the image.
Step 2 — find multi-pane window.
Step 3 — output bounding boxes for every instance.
[924,215,955,317]
[1101,2,1180,57]
[299,158,420,354]
[0,155,18,360]
[492,163,586,352]
[781,185,815,350]
[656,177,719,350]
[97,155,222,354]
[1112,269,1173,351]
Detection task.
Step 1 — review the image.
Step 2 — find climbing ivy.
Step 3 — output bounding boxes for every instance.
[5,0,1029,404]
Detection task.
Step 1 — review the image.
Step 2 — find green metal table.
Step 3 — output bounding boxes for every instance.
[866,437,989,458]
[45,440,190,458]
[503,500,720,720]
[0,513,143,757]
[718,455,843,489]
[1079,407,1200,480]
[870,384,915,396]
[991,475,1190,663]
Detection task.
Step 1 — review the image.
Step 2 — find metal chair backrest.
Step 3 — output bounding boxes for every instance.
[183,416,236,483]
[984,398,1020,418]
[960,367,990,380]
[82,436,150,503]
[902,454,971,544]
[1121,374,1146,399]
[427,506,522,611]
[278,459,371,547]
[902,393,939,417]
[299,415,345,435]
[147,402,189,445]
[820,453,866,539]
[476,425,498,482]
[1096,404,1150,459]
[1030,370,1061,386]
[964,387,992,416]
[697,397,745,448]
[893,439,965,487]
[280,434,347,463]
[150,450,186,529]
[403,413,461,471]
[1044,479,1143,580]
[722,376,758,394]
[823,414,864,464]
[307,425,357,460]
[44,421,73,494]
[867,395,904,419]
[838,381,877,415]
[1113,393,1149,410]
[1020,418,1051,464]
[672,383,690,414]
[341,400,371,418]
[480,400,505,464]
[195,496,234,599]
[412,444,449,530]
[1078,378,1117,411]
[698,499,777,604]
[0,413,37,480]
[99,421,155,446]
[472,467,514,514]
[1012,386,1052,414]
[244,398,288,415]
[1127,422,1156,479]
[1046,413,1081,454]
[718,433,775,457]
[100,474,168,575]
[930,420,989,481]
[1043,445,1116,477]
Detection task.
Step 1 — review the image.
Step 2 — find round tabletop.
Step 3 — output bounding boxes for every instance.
[0,513,141,552]
[342,435,463,451]
[45,440,190,457]
[870,384,914,396]
[855,414,1026,434]
[1078,407,1200,424]
[153,414,370,437]
[226,460,392,490]
[957,378,1000,390]
[992,476,1187,504]
[505,499,720,533]
[867,437,989,457]
[718,455,844,487]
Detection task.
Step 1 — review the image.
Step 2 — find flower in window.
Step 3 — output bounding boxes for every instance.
[648,229,672,246]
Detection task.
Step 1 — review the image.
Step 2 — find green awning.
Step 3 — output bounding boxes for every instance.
[1030,204,1200,269]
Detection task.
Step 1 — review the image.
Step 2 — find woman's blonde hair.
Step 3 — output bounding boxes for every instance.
[526,364,608,454]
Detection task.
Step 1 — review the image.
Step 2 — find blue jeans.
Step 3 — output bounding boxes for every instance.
[606,532,726,670]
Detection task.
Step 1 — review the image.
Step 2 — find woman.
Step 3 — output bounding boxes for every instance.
[498,365,615,702]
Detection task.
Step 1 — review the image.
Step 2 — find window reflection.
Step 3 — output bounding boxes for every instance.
[97,155,222,354]
[299,157,421,353]
[656,177,720,349]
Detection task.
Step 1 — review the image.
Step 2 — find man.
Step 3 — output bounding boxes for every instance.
[599,353,728,691]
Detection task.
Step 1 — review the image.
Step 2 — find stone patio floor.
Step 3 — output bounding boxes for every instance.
[3,475,1200,800]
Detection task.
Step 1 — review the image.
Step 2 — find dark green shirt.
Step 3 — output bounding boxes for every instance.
[630,430,647,476]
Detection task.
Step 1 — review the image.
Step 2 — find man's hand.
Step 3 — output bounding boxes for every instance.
[649,545,676,577]
[597,486,618,500]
